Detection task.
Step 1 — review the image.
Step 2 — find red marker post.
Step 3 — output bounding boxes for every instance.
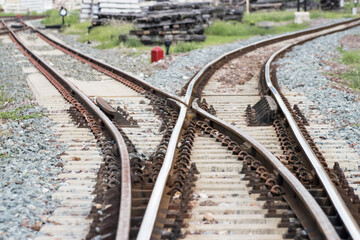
[151,46,164,63]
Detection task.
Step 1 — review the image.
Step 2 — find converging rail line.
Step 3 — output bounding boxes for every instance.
[2,19,184,240]
[2,16,360,240]
[137,17,360,240]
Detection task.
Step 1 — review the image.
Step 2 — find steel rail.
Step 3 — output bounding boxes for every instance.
[265,26,360,239]
[135,18,360,239]
[136,101,187,240]
[184,17,360,105]
[3,21,132,240]
[191,99,338,240]
[19,20,184,104]
[177,17,360,240]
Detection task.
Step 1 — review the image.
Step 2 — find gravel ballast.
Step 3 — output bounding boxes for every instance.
[275,26,360,155]
[0,40,67,239]
[37,18,346,95]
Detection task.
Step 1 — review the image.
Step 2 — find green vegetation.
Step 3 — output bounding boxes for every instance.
[205,21,307,37]
[243,11,296,24]
[124,37,142,48]
[339,47,360,65]
[0,87,14,106]
[172,42,200,53]
[41,9,79,26]
[0,105,43,120]
[38,8,359,51]
[70,21,135,49]
[0,12,16,17]
[0,87,43,120]
[336,48,360,90]
[63,21,90,35]
[340,68,360,89]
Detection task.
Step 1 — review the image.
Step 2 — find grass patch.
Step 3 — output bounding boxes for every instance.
[335,48,360,90]
[340,68,360,89]
[0,87,15,106]
[124,38,142,48]
[48,9,359,51]
[41,9,79,26]
[172,42,200,53]
[243,11,295,24]
[63,21,90,35]
[338,47,360,65]
[74,21,134,49]
[205,20,307,39]
[0,105,43,120]
[0,12,17,17]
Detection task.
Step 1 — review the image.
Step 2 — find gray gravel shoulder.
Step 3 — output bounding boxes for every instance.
[275,25,360,155]
[0,39,67,239]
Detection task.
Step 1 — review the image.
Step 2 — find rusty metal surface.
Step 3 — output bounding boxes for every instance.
[19,20,184,105]
[96,97,137,127]
[183,17,360,105]
[136,101,187,240]
[7,16,360,240]
[192,99,339,240]
[265,19,360,240]
[3,21,132,240]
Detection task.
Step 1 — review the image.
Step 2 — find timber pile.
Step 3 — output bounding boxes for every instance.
[320,0,340,10]
[130,2,244,44]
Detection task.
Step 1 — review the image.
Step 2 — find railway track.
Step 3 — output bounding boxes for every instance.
[1,19,183,240]
[138,17,360,240]
[1,16,360,240]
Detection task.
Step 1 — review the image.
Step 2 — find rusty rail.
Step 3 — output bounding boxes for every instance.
[265,21,360,239]
[191,99,338,239]
[3,21,132,240]
[134,18,360,240]
[11,17,360,239]
[179,18,360,240]
[137,101,187,240]
[19,20,184,104]
[184,17,360,105]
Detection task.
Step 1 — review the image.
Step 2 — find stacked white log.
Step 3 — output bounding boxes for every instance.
[53,0,82,10]
[2,0,52,13]
[99,0,143,14]
[80,0,148,22]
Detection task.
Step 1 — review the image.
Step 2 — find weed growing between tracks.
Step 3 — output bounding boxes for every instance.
[0,105,43,120]
[0,87,43,120]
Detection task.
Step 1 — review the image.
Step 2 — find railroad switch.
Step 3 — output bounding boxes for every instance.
[246,96,278,125]
[96,97,138,127]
